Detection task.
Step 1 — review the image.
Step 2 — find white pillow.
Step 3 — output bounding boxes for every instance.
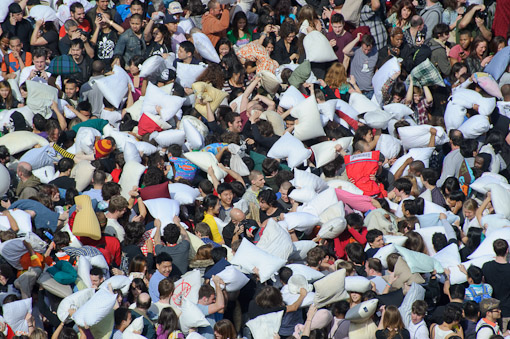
[144,198,180,231]
[176,62,207,88]
[183,119,204,150]
[313,269,348,307]
[0,165,10,201]
[451,88,482,108]
[30,5,58,22]
[291,95,326,141]
[444,102,467,132]
[72,289,117,327]
[349,92,380,114]
[458,115,490,139]
[486,183,510,218]
[415,225,446,255]
[57,288,95,322]
[256,218,293,260]
[318,99,338,121]
[289,241,317,261]
[319,201,345,224]
[0,131,49,155]
[395,245,444,273]
[376,133,402,160]
[468,227,510,259]
[292,168,329,193]
[231,238,286,283]
[246,311,284,339]
[71,160,95,192]
[311,137,353,168]
[336,99,360,120]
[179,115,209,138]
[215,265,250,292]
[184,151,227,182]
[150,130,186,147]
[326,180,364,195]
[3,298,31,334]
[123,142,142,163]
[192,32,221,63]
[373,57,400,105]
[302,188,339,216]
[345,276,372,293]
[169,183,199,205]
[345,299,379,323]
[279,85,306,110]
[289,187,317,203]
[397,125,449,150]
[483,214,510,236]
[0,210,31,234]
[449,255,494,284]
[139,55,166,78]
[95,68,129,108]
[383,103,414,120]
[318,217,347,239]
[384,235,408,246]
[99,275,131,294]
[267,132,312,168]
[102,125,138,150]
[363,109,393,129]
[283,212,320,233]
[432,243,461,269]
[135,141,158,156]
[75,127,101,155]
[142,82,185,121]
[374,244,397,269]
[77,255,92,288]
[281,284,315,308]
[26,80,58,118]
[171,270,202,307]
[478,97,497,116]
[178,298,210,334]
[389,147,434,176]
[0,1,14,22]
[119,161,146,200]
[286,263,324,282]
[303,31,337,63]
[124,316,144,336]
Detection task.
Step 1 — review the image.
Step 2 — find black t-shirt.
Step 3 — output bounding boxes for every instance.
[1,19,33,52]
[95,30,118,69]
[482,261,510,317]
[259,206,284,223]
[375,329,410,339]
[49,176,76,190]
[42,30,59,57]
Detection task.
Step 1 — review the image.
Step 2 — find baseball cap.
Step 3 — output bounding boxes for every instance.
[9,3,23,14]
[163,13,178,24]
[480,298,500,315]
[157,68,176,83]
[168,1,183,14]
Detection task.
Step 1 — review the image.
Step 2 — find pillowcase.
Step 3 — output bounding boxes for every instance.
[29,164,55,184]
[373,244,397,269]
[391,256,425,289]
[318,217,347,239]
[25,81,56,119]
[319,201,345,224]
[303,30,338,62]
[142,82,185,121]
[292,168,329,193]
[3,298,31,334]
[260,110,286,136]
[397,125,448,150]
[486,183,510,219]
[286,264,324,282]
[301,188,339,217]
[256,218,293,260]
[483,214,510,236]
[289,188,317,203]
[72,289,117,327]
[215,265,250,292]
[0,1,14,22]
[259,71,280,94]
[183,119,204,151]
[448,255,494,284]
[246,311,285,339]
[311,137,353,168]
[288,60,312,89]
[184,151,227,182]
[408,59,444,87]
[415,225,446,255]
[327,180,364,195]
[373,57,400,105]
[99,275,131,295]
[171,269,202,307]
[192,82,228,118]
[289,241,317,261]
[123,142,141,163]
[376,133,402,160]
[474,72,502,99]
[267,132,312,168]
[395,245,444,274]
[484,45,510,80]
[345,276,372,293]
[118,161,146,199]
[179,115,209,138]
[279,85,305,110]
[168,183,200,205]
[349,92,380,114]
[363,109,393,129]
[29,5,58,22]
[176,62,207,88]
[57,288,95,322]
[336,99,360,120]
[468,227,510,259]
[389,147,434,176]
[144,198,180,231]
[432,243,461,269]
[95,69,129,108]
[150,130,186,147]
[139,55,166,77]
[192,32,221,63]
[451,87,482,108]
[135,141,158,156]
[231,238,286,283]
[283,212,320,233]
[383,103,414,120]
[458,115,490,139]
[313,269,348,308]
[444,102,467,132]
[71,160,95,192]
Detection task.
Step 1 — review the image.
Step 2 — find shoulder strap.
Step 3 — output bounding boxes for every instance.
[3,53,10,74]
[476,324,496,335]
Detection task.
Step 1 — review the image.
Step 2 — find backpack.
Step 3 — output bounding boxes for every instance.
[475,324,496,337]
[467,285,491,303]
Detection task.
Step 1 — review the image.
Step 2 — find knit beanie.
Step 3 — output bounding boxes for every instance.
[94,139,113,159]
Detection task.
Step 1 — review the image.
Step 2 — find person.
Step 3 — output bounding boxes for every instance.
[429,304,464,338]
[386,0,415,30]
[112,308,132,339]
[449,29,472,64]
[59,2,91,38]
[227,11,252,47]
[19,47,50,85]
[202,0,230,47]
[476,298,510,338]
[419,0,444,39]
[359,0,387,51]
[153,217,190,277]
[326,13,353,63]
[114,14,146,64]
[148,252,173,302]
[272,21,298,65]
[365,229,384,258]
[408,300,429,339]
[16,162,41,200]
[90,11,124,69]
[86,0,121,32]
[343,33,378,99]
[376,305,410,339]
[131,293,156,339]
[328,301,350,338]
[465,35,491,74]
[1,36,32,78]
[49,158,76,190]
[0,80,20,109]
[198,194,225,244]
[427,23,452,77]
[197,277,226,338]
[258,189,283,223]
[156,308,184,339]
[1,3,32,53]
[30,20,59,58]
[213,319,237,339]
[437,129,464,187]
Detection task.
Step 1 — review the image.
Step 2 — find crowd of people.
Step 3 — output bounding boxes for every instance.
[1,0,510,338]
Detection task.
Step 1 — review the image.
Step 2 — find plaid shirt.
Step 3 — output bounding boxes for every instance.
[360,4,388,51]
[411,98,432,125]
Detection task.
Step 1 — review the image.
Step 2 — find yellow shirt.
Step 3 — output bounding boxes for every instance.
[202,213,224,243]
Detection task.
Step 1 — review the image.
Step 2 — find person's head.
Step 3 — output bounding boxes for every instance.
[480,298,501,321]
[215,37,232,58]
[217,183,233,207]
[443,303,463,325]
[129,13,143,33]
[462,198,478,220]
[393,178,412,197]
[421,168,439,187]
[457,29,472,51]
[255,286,284,308]
[279,181,292,203]
[386,253,401,273]
[114,308,132,331]
[107,195,128,217]
[198,284,216,305]
[17,162,32,180]
[89,267,104,289]
[325,62,348,89]
[32,47,47,71]
[470,35,488,59]
[249,170,265,190]
[345,242,365,265]
[0,81,13,107]
[411,300,427,324]
[232,11,248,34]
[410,15,424,29]
[8,36,22,55]
[224,111,242,133]
[490,35,506,54]
[331,300,350,319]
[158,278,175,300]
[493,239,509,257]
[345,213,364,231]
[195,222,213,239]
[130,0,144,15]
[163,224,180,245]
[382,305,405,333]
[69,39,84,61]
[64,79,79,99]
[128,255,148,275]
[57,157,74,175]
[258,189,278,212]
[463,300,479,321]
[177,40,195,61]
[449,283,466,301]
[306,247,325,268]
[203,194,220,215]
[136,292,152,311]
[404,231,426,253]
[330,13,345,35]
[402,197,424,217]
[280,21,297,43]
[214,319,237,339]
[158,307,179,333]
[156,252,173,277]
[97,0,110,11]
[397,0,415,21]
[466,265,483,285]
[366,229,384,249]
[8,3,23,23]
[432,23,450,41]
[207,0,222,17]
[70,2,85,24]
[389,27,404,48]
[365,257,383,276]
[361,34,375,55]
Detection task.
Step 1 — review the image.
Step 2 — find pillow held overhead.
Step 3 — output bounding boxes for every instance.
[303,30,338,63]
[73,195,101,240]
[290,95,326,141]
[192,82,228,118]
[142,82,185,121]
[192,32,221,63]
[176,62,207,88]
[267,132,312,168]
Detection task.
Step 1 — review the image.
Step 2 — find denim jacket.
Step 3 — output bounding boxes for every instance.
[114,28,146,63]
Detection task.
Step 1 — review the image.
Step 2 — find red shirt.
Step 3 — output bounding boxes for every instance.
[344,151,381,196]
[333,226,368,259]
[59,19,91,38]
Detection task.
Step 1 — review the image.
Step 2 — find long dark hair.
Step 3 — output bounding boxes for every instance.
[195,194,219,223]
[231,11,250,40]
[158,307,180,334]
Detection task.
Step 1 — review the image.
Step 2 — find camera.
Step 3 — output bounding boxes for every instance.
[35,71,41,77]
[97,13,102,18]
[475,10,488,20]
[416,32,425,43]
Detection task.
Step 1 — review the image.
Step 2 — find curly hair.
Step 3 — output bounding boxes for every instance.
[196,63,225,89]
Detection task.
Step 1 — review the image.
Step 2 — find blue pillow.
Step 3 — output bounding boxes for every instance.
[484,46,510,81]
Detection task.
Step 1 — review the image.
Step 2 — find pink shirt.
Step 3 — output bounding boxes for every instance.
[448,44,470,63]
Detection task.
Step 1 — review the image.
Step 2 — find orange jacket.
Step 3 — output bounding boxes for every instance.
[201,10,230,47]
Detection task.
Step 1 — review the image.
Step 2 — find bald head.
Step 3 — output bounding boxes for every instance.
[230,208,245,223]
[17,162,32,179]
[136,292,152,310]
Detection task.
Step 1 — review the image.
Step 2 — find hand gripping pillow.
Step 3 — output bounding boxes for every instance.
[486,183,510,218]
[373,57,400,105]
[292,168,329,193]
[279,85,305,110]
[477,96,497,116]
[0,131,49,155]
[345,276,372,293]
[184,151,227,182]
[311,137,353,168]
[99,275,131,294]
[246,311,285,339]
[389,147,434,176]
[3,298,31,335]
[458,115,490,139]
[260,110,286,136]
[432,243,461,269]
[281,284,315,308]
[474,72,503,99]
[231,238,286,283]
[383,103,414,120]
[318,217,347,239]
[286,264,324,282]
[169,183,200,205]
[192,82,228,118]
[0,209,31,234]
[373,244,397,269]
[124,316,144,337]
[444,102,467,132]
[283,212,320,233]
[192,32,221,63]
[289,240,317,261]
[468,227,510,259]
[26,80,58,118]
[72,289,117,327]
[327,179,364,195]
[256,218,293,260]
[313,268,348,308]
[349,92,380,114]
[363,109,393,129]
[95,69,129,109]
[376,133,402,160]
[144,198,180,231]
[215,265,250,292]
[395,245,444,274]
[139,55,166,78]
[397,125,448,150]
[150,130,186,147]
[142,82,185,121]
[267,132,312,168]
[258,71,280,95]
[183,119,205,151]
[303,30,337,62]
[57,288,95,322]
[179,298,213,334]
[414,226,446,255]
[119,161,146,199]
[29,5,58,22]
[176,62,207,88]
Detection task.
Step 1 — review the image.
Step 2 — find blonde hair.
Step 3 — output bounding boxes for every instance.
[325,62,348,89]
[463,198,478,212]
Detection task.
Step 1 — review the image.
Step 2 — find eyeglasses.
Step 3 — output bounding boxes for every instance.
[490,309,501,313]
